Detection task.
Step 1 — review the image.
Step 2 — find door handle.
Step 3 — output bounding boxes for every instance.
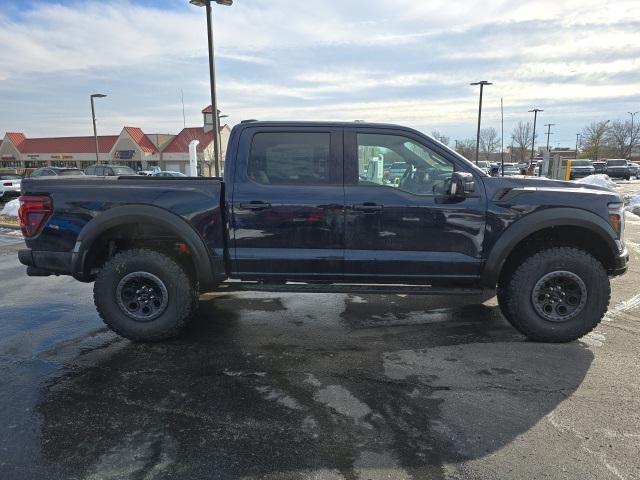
[353,203,383,212]
[239,201,271,210]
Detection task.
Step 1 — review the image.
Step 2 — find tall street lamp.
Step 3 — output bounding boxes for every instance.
[628,111,639,159]
[190,0,233,177]
[575,133,581,159]
[90,93,107,164]
[470,80,492,164]
[528,108,543,163]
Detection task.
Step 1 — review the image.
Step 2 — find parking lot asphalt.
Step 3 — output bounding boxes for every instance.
[1,186,639,480]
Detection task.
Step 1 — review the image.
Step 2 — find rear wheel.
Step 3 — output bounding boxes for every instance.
[94,248,198,342]
[498,247,610,342]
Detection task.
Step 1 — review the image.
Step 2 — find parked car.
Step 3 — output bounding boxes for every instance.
[593,161,606,174]
[627,162,638,179]
[0,173,22,199]
[476,161,491,175]
[85,165,136,176]
[153,171,187,177]
[501,163,522,176]
[605,159,631,180]
[30,167,84,178]
[18,121,628,344]
[569,160,595,180]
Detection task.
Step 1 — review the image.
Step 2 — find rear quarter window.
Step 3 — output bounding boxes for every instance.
[248,132,333,185]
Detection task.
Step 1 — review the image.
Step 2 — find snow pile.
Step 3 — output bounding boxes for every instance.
[626,192,640,216]
[0,198,19,217]
[574,174,617,190]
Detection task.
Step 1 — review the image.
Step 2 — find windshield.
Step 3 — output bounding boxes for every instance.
[607,160,627,166]
[112,166,136,175]
[572,160,592,167]
[58,169,84,176]
[503,164,519,172]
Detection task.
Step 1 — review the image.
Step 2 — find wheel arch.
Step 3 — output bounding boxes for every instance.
[482,207,619,288]
[71,204,217,289]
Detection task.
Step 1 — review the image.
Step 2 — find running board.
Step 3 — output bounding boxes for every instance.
[216,282,488,296]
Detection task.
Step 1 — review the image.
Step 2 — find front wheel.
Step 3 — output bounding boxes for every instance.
[498,247,610,342]
[94,248,198,342]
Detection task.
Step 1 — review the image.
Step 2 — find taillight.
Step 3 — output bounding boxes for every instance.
[2,182,11,187]
[18,195,52,237]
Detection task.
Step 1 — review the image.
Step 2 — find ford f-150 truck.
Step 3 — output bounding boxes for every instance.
[18,122,628,342]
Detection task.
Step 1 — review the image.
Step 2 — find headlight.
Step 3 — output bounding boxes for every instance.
[608,202,624,237]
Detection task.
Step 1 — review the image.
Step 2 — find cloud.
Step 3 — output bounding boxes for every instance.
[0,0,638,141]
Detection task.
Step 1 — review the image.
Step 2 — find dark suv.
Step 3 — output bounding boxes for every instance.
[605,159,631,180]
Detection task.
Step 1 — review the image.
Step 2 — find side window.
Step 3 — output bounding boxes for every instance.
[357,133,455,196]
[248,132,333,185]
[86,166,96,175]
[105,168,114,176]
[96,167,105,176]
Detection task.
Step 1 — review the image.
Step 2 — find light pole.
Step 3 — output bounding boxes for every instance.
[575,133,581,159]
[90,93,107,164]
[190,0,233,177]
[544,123,555,152]
[628,111,639,159]
[470,80,492,164]
[528,108,543,163]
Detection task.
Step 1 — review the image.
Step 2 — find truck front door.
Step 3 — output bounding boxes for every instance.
[230,127,344,281]
[343,128,486,284]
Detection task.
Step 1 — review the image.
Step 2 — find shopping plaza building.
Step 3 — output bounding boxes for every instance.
[0,106,231,176]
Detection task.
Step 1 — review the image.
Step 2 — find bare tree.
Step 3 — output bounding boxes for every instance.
[454,138,476,161]
[511,121,533,162]
[431,130,450,146]
[581,121,611,160]
[479,127,500,161]
[605,120,640,158]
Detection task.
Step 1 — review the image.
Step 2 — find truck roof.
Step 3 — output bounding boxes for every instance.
[236,120,417,130]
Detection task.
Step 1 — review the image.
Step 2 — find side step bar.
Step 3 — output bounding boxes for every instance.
[216,282,488,296]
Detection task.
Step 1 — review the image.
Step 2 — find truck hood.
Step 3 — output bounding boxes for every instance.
[484,175,622,202]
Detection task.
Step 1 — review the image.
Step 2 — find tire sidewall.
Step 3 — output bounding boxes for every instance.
[95,250,194,340]
[508,249,609,341]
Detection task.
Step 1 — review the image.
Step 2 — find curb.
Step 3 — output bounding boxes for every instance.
[0,223,20,230]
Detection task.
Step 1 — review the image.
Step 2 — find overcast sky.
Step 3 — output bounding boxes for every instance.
[0,0,638,146]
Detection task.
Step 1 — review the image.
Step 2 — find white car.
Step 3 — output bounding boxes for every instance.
[0,174,22,200]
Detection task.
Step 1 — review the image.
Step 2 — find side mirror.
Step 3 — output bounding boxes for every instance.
[449,171,475,198]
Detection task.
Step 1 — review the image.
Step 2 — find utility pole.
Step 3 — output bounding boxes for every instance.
[501,97,504,176]
[575,133,581,159]
[528,108,543,163]
[544,123,555,152]
[90,93,107,164]
[470,80,492,164]
[629,111,639,159]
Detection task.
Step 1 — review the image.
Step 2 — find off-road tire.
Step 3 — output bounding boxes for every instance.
[94,249,198,342]
[498,247,610,342]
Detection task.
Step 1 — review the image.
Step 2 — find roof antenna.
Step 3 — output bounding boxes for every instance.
[181,89,186,128]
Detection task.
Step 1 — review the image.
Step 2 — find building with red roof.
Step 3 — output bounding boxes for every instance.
[0,107,231,176]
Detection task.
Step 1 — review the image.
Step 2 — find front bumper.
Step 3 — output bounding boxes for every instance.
[610,247,629,277]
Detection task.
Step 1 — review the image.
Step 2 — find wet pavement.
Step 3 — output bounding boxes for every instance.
[1,205,639,479]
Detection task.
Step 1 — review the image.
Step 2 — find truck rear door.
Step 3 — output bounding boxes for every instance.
[229,126,344,281]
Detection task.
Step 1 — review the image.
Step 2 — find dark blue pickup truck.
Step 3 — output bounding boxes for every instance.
[18,122,628,342]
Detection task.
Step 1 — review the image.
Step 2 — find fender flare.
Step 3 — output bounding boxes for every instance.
[481,207,618,287]
[71,204,216,288]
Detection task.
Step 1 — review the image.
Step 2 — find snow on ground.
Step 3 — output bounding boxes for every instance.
[574,174,617,190]
[626,192,640,216]
[0,199,19,217]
